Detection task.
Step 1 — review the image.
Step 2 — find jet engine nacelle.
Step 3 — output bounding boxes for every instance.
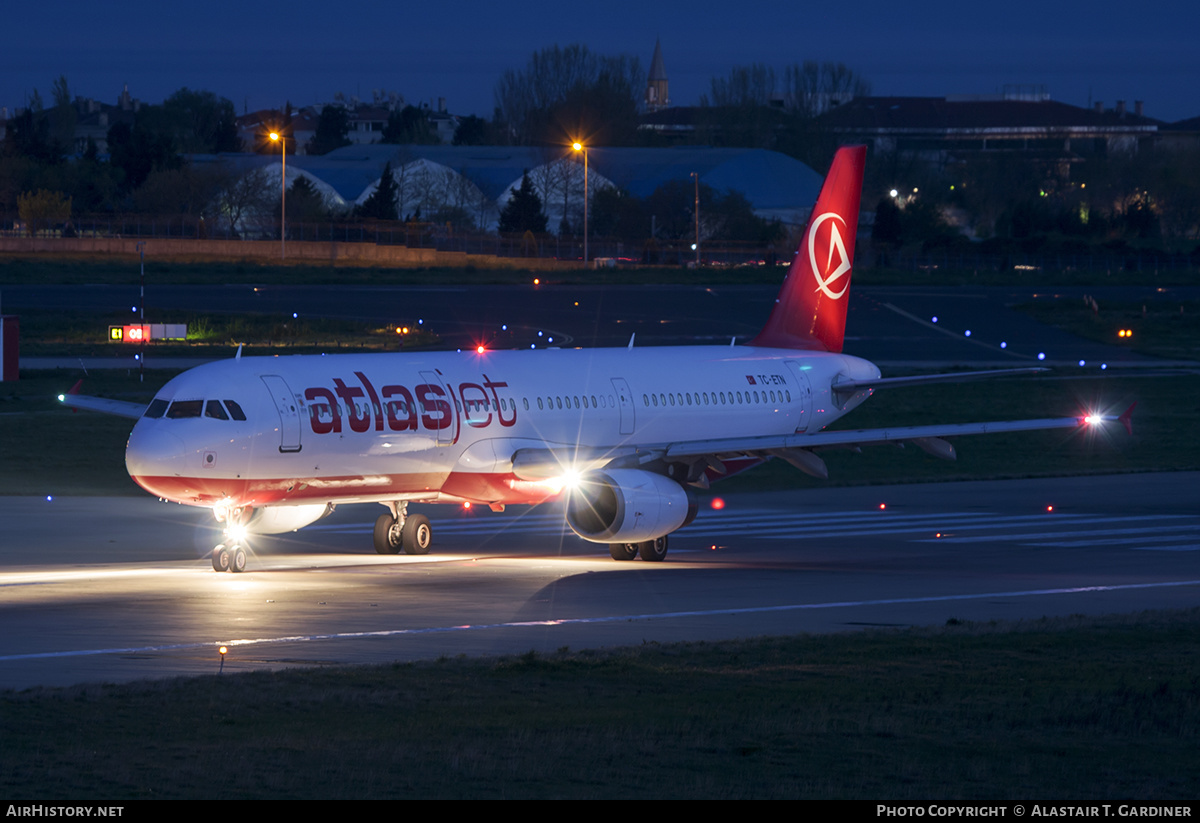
[244,504,334,535]
[565,469,697,544]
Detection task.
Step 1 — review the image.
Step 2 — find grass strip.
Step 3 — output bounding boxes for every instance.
[2,610,1197,799]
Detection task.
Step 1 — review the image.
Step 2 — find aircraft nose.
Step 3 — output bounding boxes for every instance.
[125,423,189,483]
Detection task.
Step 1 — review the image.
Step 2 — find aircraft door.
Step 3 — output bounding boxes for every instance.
[784,361,814,433]
[261,375,303,453]
[610,378,635,436]
[420,370,456,446]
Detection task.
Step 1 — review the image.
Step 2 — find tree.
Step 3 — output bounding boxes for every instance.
[498,172,547,233]
[359,161,398,220]
[107,119,180,193]
[50,75,77,152]
[452,115,492,146]
[494,44,644,145]
[17,189,71,235]
[285,175,331,223]
[214,166,273,236]
[162,88,241,153]
[307,105,351,156]
[382,106,439,145]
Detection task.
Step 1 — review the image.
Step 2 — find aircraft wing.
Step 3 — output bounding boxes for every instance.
[59,380,147,419]
[658,407,1132,482]
[664,415,1095,460]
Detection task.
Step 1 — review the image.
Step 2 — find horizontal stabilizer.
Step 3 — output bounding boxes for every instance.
[832,368,1049,393]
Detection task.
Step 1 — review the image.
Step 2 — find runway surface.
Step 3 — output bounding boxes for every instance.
[2,472,1197,690]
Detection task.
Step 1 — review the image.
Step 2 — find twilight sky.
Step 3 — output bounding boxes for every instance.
[5,0,1199,124]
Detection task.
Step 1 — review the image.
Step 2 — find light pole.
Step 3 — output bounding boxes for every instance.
[691,172,700,267]
[269,131,286,259]
[572,142,588,265]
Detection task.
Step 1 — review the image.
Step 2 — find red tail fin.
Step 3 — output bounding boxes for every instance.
[749,145,866,352]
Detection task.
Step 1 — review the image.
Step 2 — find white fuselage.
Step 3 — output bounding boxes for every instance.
[125,345,879,513]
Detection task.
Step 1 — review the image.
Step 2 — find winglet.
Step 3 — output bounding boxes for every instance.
[67,379,84,395]
[1118,402,1136,436]
[748,145,866,352]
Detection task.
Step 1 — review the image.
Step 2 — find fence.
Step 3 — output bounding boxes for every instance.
[4,213,1198,274]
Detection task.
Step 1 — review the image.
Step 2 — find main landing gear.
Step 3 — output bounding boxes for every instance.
[211,543,248,573]
[609,535,669,562]
[374,502,432,556]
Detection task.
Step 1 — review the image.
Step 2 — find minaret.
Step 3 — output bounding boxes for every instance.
[645,39,669,112]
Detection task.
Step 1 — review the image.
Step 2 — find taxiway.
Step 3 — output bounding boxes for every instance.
[1,472,1196,690]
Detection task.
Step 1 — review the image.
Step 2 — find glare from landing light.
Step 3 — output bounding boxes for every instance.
[1038,352,1046,360]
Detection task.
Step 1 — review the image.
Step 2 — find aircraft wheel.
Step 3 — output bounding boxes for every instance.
[230,546,247,574]
[212,545,231,573]
[609,543,638,561]
[373,513,402,555]
[402,514,432,555]
[638,536,669,562]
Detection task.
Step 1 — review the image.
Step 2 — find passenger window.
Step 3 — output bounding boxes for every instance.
[205,400,229,420]
[144,399,168,419]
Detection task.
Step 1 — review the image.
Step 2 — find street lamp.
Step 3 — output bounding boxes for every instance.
[571,141,588,265]
[269,131,286,259]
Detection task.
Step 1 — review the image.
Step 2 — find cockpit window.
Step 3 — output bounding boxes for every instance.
[224,400,247,421]
[205,400,229,420]
[144,399,168,419]
[165,400,203,419]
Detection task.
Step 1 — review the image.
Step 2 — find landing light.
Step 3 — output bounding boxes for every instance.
[710,497,726,510]
[1038,352,1046,361]
[463,502,472,510]
[1084,414,1103,425]
[476,345,486,354]
[226,524,248,544]
[879,503,886,510]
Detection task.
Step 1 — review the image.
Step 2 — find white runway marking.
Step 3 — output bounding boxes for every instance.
[3,579,1198,664]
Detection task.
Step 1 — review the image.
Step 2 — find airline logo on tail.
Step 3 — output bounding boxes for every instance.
[748,144,866,353]
[809,213,852,300]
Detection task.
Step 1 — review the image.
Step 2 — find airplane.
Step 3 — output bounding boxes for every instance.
[62,145,1132,572]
